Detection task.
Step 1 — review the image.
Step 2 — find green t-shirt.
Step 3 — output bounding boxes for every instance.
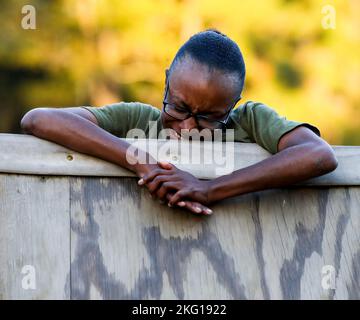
[81,101,321,154]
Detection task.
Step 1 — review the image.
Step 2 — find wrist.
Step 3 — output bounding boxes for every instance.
[206,179,219,204]
[206,178,227,203]
[134,163,158,178]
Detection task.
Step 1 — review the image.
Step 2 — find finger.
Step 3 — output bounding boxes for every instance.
[183,201,202,214]
[155,182,181,201]
[147,175,179,194]
[166,199,200,213]
[146,175,170,193]
[138,168,168,185]
[158,160,173,170]
[165,193,174,203]
[181,201,209,215]
[168,189,188,206]
[170,196,212,215]
[185,201,212,215]
[193,202,213,215]
[165,193,188,209]
[165,194,212,215]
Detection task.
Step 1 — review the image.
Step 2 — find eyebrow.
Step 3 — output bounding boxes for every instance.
[171,93,219,116]
[171,93,191,109]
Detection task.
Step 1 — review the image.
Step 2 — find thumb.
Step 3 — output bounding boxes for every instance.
[158,160,173,170]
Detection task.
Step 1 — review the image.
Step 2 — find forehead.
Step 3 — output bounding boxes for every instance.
[168,58,237,114]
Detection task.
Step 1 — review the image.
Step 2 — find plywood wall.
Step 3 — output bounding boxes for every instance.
[1,174,359,299]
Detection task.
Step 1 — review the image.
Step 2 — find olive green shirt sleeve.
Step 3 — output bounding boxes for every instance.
[80,102,161,138]
[232,101,321,154]
[81,100,320,154]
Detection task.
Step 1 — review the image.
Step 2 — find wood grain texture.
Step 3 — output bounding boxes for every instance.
[0,174,359,299]
[1,133,359,184]
[1,134,359,299]
[68,177,360,300]
[0,174,70,299]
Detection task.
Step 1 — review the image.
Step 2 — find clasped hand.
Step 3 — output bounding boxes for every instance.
[138,161,213,215]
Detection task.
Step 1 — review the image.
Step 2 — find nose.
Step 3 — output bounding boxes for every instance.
[179,117,198,131]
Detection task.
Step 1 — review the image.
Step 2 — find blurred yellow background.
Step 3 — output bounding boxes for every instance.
[1,0,359,145]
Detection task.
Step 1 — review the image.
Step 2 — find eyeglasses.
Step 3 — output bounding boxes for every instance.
[162,80,241,130]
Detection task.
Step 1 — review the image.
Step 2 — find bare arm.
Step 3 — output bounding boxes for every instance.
[20,107,212,215]
[206,127,338,203]
[20,107,152,176]
[139,126,338,207]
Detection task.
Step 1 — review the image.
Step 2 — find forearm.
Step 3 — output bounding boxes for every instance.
[208,143,337,202]
[22,109,155,176]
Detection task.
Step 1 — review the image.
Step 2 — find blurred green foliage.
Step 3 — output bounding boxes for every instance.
[0,0,359,145]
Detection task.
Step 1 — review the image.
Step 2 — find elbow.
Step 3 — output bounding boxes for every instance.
[20,108,37,133]
[314,145,338,174]
[20,108,51,135]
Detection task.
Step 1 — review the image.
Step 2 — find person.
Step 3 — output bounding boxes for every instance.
[20,29,338,215]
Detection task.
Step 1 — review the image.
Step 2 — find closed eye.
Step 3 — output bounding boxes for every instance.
[199,111,227,120]
[174,105,189,113]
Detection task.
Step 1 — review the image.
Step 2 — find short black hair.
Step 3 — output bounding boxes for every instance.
[169,29,246,95]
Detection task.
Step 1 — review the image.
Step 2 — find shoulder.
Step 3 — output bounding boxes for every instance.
[232,100,274,117]
[230,100,321,154]
[230,100,274,128]
[86,101,160,121]
[82,101,161,136]
[105,101,160,115]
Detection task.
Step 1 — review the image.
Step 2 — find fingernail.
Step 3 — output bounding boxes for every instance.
[195,207,202,213]
[205,209,213,215]
[168,203,172,207]
[138,179,144,185]
[178,201,185,207]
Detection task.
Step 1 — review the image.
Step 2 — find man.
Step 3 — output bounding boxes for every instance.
[20,29,338,215]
